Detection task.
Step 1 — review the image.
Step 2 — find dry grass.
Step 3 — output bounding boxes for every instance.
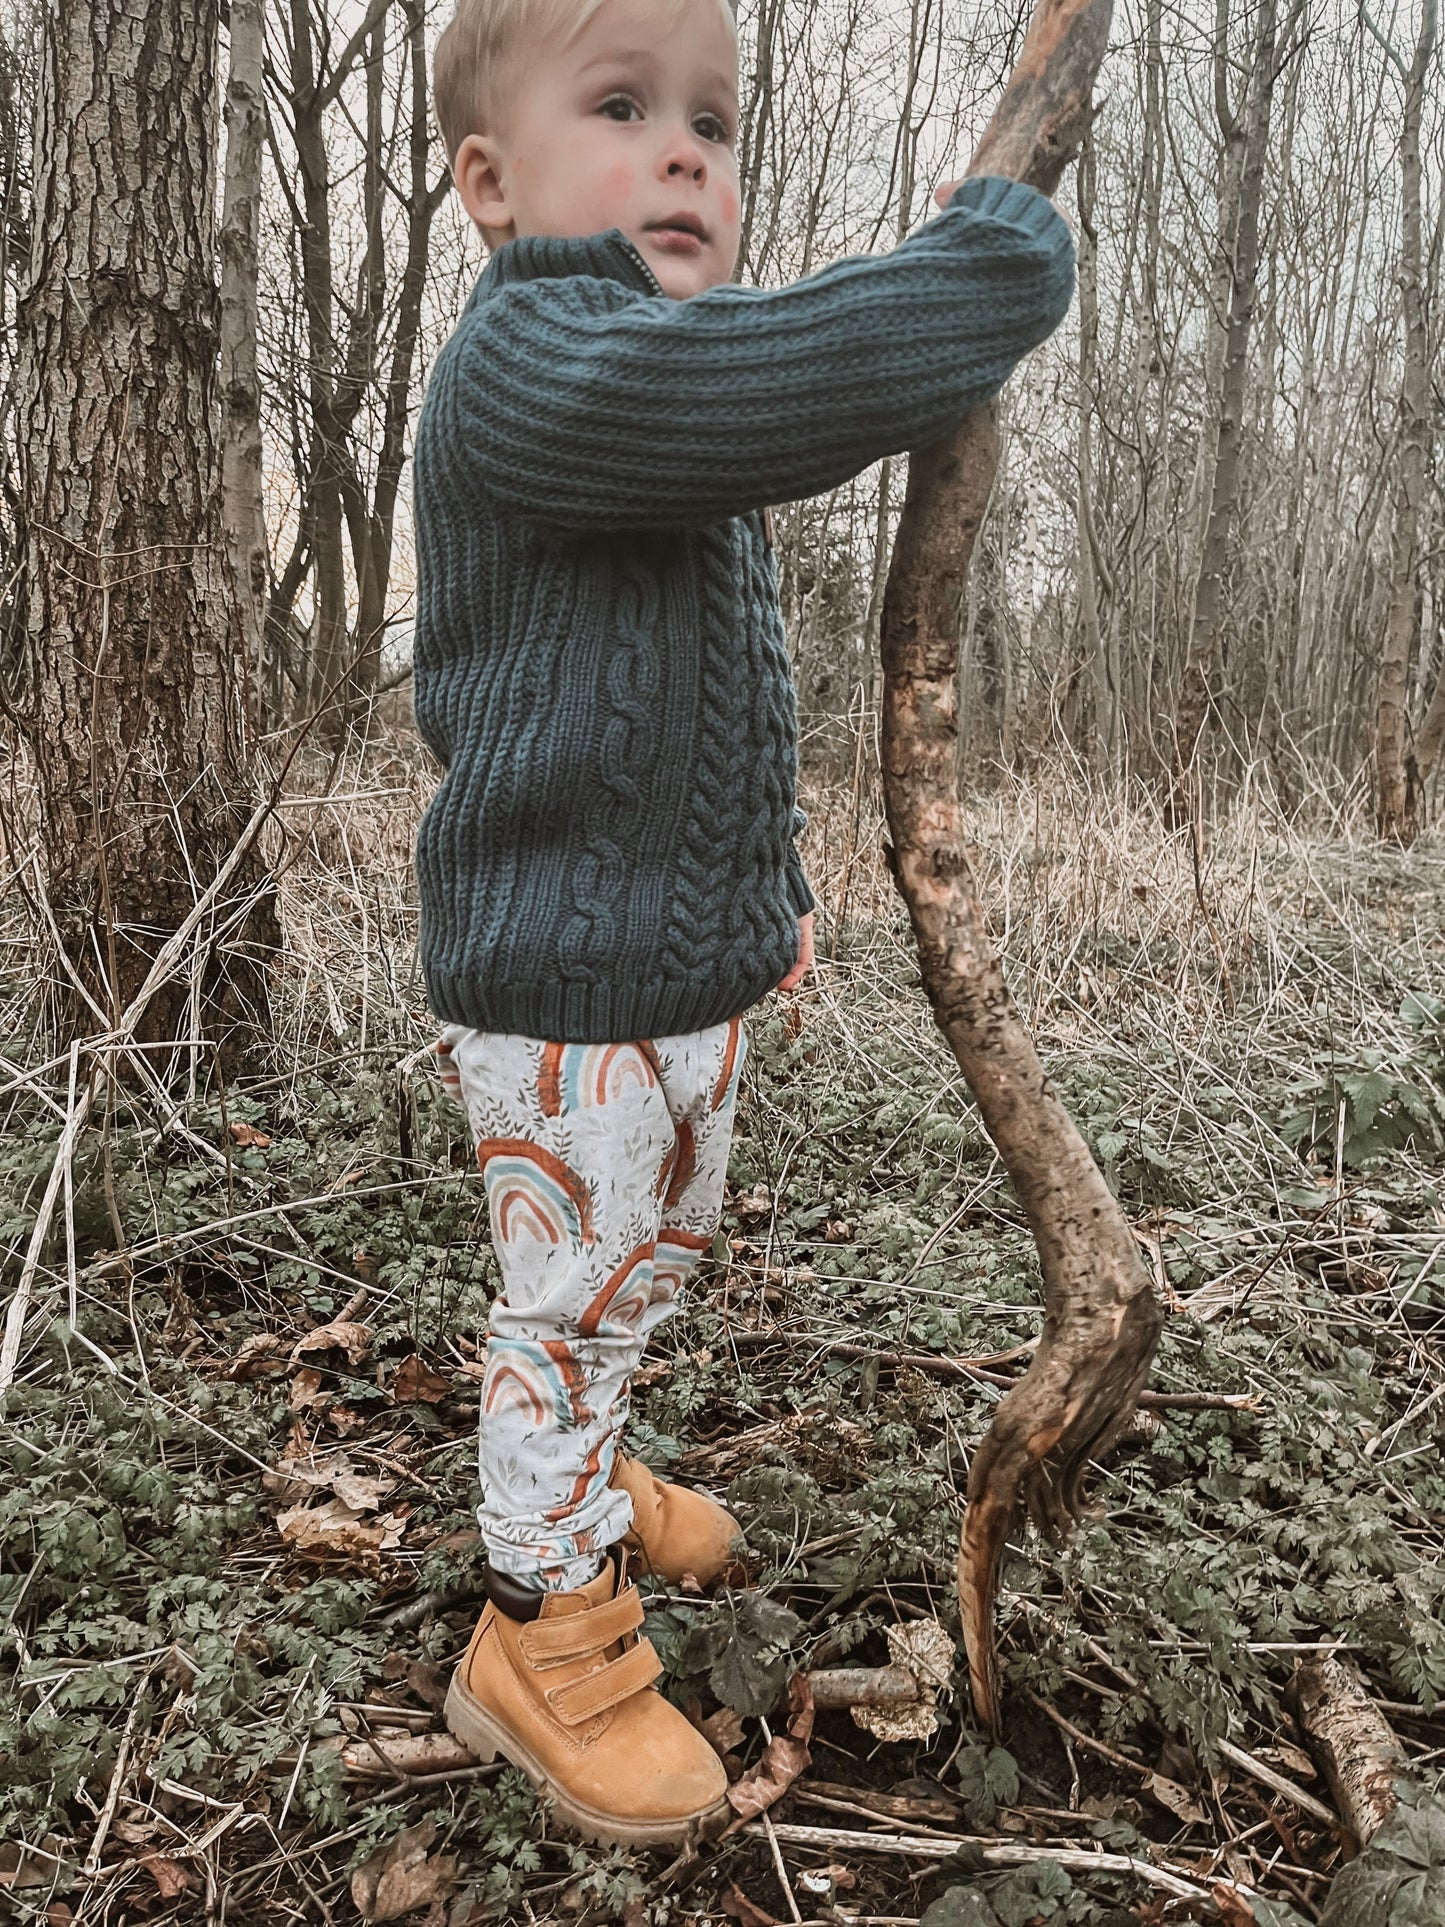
[1,722,1443,1924]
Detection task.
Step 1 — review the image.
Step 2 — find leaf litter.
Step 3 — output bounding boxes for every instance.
[2,766,1445,1921]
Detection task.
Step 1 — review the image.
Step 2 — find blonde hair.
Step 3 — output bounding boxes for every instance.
[434,0,733,164]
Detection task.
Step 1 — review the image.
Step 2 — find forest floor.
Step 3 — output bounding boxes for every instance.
[2,732,1444,1927]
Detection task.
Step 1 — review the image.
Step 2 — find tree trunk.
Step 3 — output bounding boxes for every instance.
[219,0,269,733]
[1173,0,1279,794]
[879,0,1161,1737]
[1371,0,1438,842]
[14,0,276,1051]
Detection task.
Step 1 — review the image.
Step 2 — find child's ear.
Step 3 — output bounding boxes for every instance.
[453,133,514,240]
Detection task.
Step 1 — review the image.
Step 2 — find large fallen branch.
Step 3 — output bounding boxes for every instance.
[878,0,1162,1734]
[1291,1656,1406,1846]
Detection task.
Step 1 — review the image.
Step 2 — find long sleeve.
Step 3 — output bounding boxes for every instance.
[426,176,1074,533]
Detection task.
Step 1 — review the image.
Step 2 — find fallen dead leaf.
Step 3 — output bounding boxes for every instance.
[227,1121,271,1149]
[289,1367,329,1412]
[407,1660,450,1712]
[290,1320,372,1367]
[720,1885,778,1927]
[1261,1739,1318,1780]
[276,1497,406,1557]
[0,1844,55,1890]
[140,1855,193,1899]
[393,1354,453,1404]
[1211,1884,1261,1926]
[724,1734,810,1822]
[697,1706,747,1757]
[110,1817,162,1846]
[351,1821,456,1923]
[263,1450,356,1503]
[228,1332,286,1379]
[44,1904,73,1927]
[1147,1772,1209,1826]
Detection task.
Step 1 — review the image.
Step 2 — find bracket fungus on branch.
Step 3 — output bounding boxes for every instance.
[878,0,1163,1736]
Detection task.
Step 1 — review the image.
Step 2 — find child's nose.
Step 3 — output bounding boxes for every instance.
[660,128,708,182]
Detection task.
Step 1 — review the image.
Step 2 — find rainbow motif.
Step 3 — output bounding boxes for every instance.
[652,1227,711,1310]
[482,1337,594,1430]
[478,1138,596,1246]
[710,1018,744,1113]
[545,1429,619,1521]
[656,1118,697,1207]
[579,1245,656,1337]
[536,1041,660,1117]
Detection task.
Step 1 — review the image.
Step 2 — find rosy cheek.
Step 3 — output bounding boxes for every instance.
[717,186,740,229]
[602,162,635,205]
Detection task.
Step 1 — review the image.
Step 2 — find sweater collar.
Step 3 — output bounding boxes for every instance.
[478,229,663,300]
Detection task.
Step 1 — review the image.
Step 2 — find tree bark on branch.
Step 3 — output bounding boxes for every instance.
[879,0,1162,1736]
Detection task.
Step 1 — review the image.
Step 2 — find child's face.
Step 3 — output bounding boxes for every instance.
[453,0,742,299]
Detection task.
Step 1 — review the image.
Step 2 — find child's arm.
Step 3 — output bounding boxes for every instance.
[427,176,1073,532]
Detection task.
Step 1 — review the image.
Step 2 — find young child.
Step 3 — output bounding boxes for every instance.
[415,0,1074,1847]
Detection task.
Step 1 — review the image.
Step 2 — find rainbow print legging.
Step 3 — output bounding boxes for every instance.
[436,1017,746,1590]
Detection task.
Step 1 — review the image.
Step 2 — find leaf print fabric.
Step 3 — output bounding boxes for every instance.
[435,1017,746,1589]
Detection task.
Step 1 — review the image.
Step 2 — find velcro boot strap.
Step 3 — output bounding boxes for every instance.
[545,1637,662,1726]
[518,1584,645,1666]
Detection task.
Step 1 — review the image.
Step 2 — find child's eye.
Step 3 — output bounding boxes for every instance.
[693,113,731,145]
[599,95,642,122]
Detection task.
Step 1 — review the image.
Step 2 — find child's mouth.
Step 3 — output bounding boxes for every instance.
[646,219,706,255]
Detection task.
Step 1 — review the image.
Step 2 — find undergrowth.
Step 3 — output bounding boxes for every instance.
[0,741,1443,1924]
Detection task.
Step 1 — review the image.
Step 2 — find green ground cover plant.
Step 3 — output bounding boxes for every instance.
[0,750,1442,1924]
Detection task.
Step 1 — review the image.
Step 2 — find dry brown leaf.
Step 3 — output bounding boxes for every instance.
[407,1660,451,1712]
[1147,1772,1209,1825]
[289,1367,329,1412]
[1210,1884,1260,1926]
[784,1670,815,1744]
[0,1844,55,1890]
[44,1904,73,1926]
[393,1355,453,1404]
[140,1855,193,1899]
[720,1885,778,1927]
[342,1731,476,1777]
[228,1121,271,1149]
[110,1817,162,1846]
[351,1821,457,1923]
[332,1472,396,1512]
[228,1332,286,1379]
[724,1734,810,1821]
[276,1497,406,1557]
[290,1320,372,1366]
[697,1706,747,1757]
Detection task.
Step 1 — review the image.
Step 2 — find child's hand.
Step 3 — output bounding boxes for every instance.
[777,912,815,992]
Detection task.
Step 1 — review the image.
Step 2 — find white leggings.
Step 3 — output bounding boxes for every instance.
[436,1017,746,1589]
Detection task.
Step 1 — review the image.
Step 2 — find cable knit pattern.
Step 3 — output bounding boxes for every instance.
[413,176,1075,1044]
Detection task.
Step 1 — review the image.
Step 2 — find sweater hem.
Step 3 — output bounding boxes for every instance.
[423,958,788,1046]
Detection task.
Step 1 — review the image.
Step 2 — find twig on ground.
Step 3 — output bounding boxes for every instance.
[748,1821,1246,1902]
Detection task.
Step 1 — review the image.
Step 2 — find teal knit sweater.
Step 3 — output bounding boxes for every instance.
[413,175,1074,1044]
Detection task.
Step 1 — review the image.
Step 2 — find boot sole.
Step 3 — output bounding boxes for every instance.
[443,1671,730,1849]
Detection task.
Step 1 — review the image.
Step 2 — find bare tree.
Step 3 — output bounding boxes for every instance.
[13,0,275,1046]
[220,0,271,729]
[1368,0,1439,841]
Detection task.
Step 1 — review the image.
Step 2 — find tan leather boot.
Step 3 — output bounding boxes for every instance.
[612,1452,744,1585]
[443,1560,729,1846]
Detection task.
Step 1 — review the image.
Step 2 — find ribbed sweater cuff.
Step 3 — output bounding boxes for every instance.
[785,844,816,918]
